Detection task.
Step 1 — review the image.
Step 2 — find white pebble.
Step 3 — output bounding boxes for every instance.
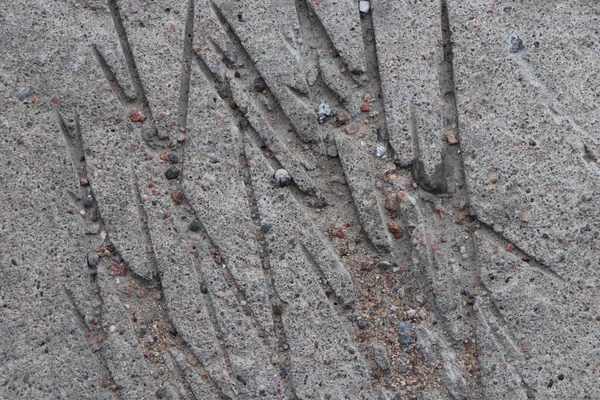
[318,102,331,116]
[359,1,370,13]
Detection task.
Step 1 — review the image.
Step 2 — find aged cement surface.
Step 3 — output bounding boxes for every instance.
[1,1,599,399]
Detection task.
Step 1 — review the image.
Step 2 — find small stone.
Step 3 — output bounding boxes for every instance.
[254,76,267,92]
[82,196,94,209]
[188,219,202,232]
[157,129,169,140]
[444,132,459,145]
[16,88,32,101]
[388,223,403,239]
[371,342,390,372]
[377,261,392,270]
[107,263,127,277]
[129,109,145,122]
[274,169,292,187]
[336,113,349,125]
[360,102,370,112]
[171,191,184,204]
[359,1,370,14]
[262,222,273,233]
[279,365,288,378]
[90,343,104,352]
[79,177,89,186]
[344,125,359,135]
[239,117,250,131]
[326,145,338,158]
[165,166,180,180]
[200,282,208,294]
[216,83,232,100]
[87,252,99,268]
[397,321,413,345]
[385,193,396,212]
[318,102,331,116]
[520,212,529,222]
[358,320,368,329]
[510,36,524,53]
[108,325,117,333]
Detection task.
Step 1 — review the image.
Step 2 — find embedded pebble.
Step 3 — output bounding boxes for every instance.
[16,88,32,101]
[318,102,331,116]
[371,342,390,371]
[165,166,180,180]
[398,321,413,345]
[274,169,292,187]
[262,222,273,233]
[377,261,392,270]
[82,196,94,209]
[188,219,202,232]
[254,76,267,92]
[87,252,99,268]
[359,1,370,13]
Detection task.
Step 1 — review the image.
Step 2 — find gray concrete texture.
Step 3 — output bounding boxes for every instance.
[1,0,598,399]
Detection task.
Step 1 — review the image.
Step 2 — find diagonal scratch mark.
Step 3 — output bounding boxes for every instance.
[92,44,136,105]
[106,0,153,120]
[474,216,567,283]
[178,0,195,128]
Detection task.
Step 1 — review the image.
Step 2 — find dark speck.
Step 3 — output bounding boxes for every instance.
[236,374,247,386]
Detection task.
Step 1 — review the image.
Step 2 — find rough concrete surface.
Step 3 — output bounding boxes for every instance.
[1,0,598,399]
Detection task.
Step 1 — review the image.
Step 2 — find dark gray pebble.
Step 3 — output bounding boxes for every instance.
[188,219,202,232]
[82,196,94,209]
[279,365,288,378]
[377,261,392,270]
[510,36,524,53]
[216,83,232,100]
[397,321,413,345]
[165,166,180,180]
[254,76,267,92]
[262,222,273,233]
[87,252,99,268]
